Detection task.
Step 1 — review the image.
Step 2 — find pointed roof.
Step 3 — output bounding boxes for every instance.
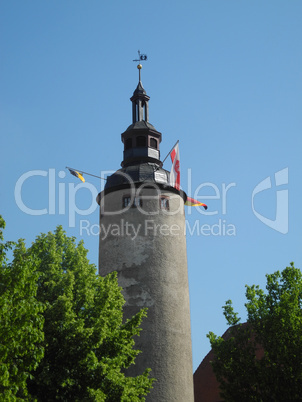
[133,80,146,96]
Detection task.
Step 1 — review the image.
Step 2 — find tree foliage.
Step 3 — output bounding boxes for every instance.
[0,217,153,401]
[207,263,302,401]
[0,216,44,401]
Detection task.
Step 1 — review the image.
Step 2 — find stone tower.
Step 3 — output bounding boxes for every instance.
[97,65,194,402]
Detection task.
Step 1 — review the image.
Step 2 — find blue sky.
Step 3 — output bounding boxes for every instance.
[1,1,302,371]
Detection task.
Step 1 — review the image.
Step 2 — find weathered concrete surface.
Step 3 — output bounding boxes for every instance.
[98,187,194,402]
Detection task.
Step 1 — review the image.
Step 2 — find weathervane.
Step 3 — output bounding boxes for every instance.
[133,50,147,81]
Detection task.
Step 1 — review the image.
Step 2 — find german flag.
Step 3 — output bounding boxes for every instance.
[185,197,207,210]
[68,168,85,183]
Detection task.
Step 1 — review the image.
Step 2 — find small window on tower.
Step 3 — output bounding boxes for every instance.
[122,196,142,209]
[160,196,169,211]
[136,136,146,147]
[123,196,131,208]
[125,138,132,150]
[150,138,157,149]
[133,197,142,208]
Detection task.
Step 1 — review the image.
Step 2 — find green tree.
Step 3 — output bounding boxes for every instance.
[27,226,153,401]
[0,216,44,400]
[0,217,153,401]
[207,263,302,402]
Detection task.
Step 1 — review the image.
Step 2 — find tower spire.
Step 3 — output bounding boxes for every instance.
[120,56,162,167]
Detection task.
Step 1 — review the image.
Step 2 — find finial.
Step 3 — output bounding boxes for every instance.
[133,50,147,82]
[137,63,142,82]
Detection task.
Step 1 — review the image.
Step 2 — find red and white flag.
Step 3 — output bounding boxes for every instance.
[170,142,180,190]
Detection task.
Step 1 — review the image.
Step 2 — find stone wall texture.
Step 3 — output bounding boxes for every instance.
[98,186,194,402]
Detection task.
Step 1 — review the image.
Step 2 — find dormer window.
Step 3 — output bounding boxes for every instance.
[136,136,146,147]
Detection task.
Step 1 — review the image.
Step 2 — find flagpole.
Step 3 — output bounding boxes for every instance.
[66,167,106,181]
[161,140,179,165]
